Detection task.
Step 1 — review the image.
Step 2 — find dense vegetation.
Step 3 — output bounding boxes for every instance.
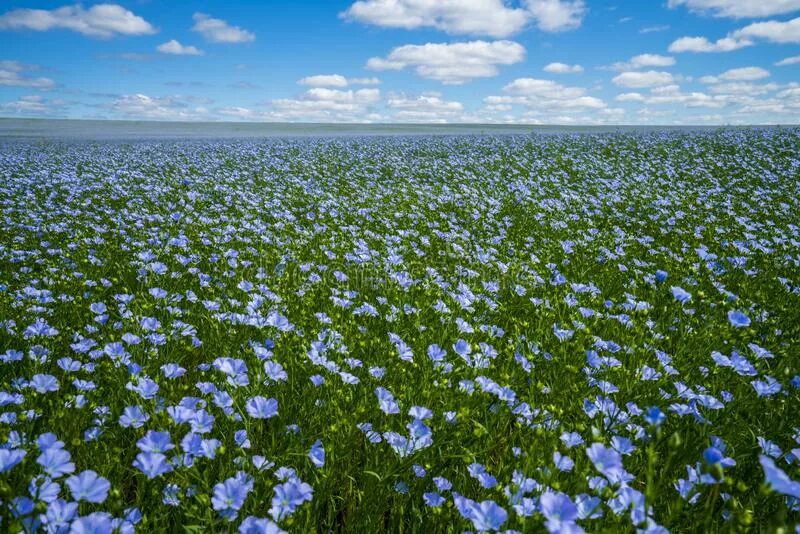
[1,130,799,532]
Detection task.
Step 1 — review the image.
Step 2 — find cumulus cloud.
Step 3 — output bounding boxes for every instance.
[303,88,381,103]
[299,74,348,87]
[700,66,770,84]
[612,70,676,88]
[217,79,385,123]
[502,78,592,99]
[616,85,732,108]
[366,40,525,84]
[731,86,800,117]
[341,0,585,37]
[268,88,382,121]
[668,35,752,52]
[484,77,608,119]
[215,107,261,120]
[527,0,586,32]
[732,17,800,43]
[0,3,156,38]
[515,106,625,125]
[615,92,646,102]
[387,92,465,122]
[706,81,780,95]
[192,13,255,43]
[387,92,463,111]
[0,95,66,115]
[610,54,676,71]
[543,62,583,73]
[667,0,800,18]
[298,75,381,87]
[670,16,800,53]
[0,60,55,89]
[776,55,800,65]
[342,0,527,36]
[110,94,211,121]
[645,85,730,109]
[157,40,203,56]
[350,77,381,85]
[613,77,793,123]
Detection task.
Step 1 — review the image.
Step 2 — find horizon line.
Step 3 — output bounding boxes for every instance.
[1,117,797,128]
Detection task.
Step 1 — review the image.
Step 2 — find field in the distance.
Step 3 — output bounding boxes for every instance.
[1,130,799,532]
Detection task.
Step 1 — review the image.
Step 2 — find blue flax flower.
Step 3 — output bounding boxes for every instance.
[727,310,751,328]
[246,396,279,419]
[760,456,800,499]
[66,470,111,503]
[212,472,254,521]
[269,478,314,521]
[0,448,26,473]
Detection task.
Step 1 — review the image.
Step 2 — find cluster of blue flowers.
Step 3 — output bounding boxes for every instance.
[1,130,799,531]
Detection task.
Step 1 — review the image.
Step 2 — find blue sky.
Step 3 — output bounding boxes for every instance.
[1,0,799,124]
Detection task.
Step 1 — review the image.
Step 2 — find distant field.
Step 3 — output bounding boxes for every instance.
[1,130,799,532]
[0,118,761,139]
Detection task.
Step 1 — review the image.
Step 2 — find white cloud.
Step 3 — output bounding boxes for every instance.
[613,80,796,122]
[269,88,382,121]
[612,70,676,88]
[777,86,800,102]
[484,78,608,117]
[0,60,27,71]
[731,87,800,117]
[526,0,586,32]
[0,95,65,115]
[616,85,733,108]
[350,77,381,85]
[111,94,211,121]
[776,55,800,65]
[667,0,800,18]
[705,81,779,95]
[615,92,646,102]
[0,4,155,38]
[722,66,770,80]
[216,107,258,120]
[217,78,385,123]
[697,68,778,99]
[303,88,381,103]
[0,60,55,89]
[502,78,586,98]
[157,40,203,56]
[341,0,584,37]
[387,93,463,111]
[366,40,525,84]
[298,75,381,87]
[387,92,465,122]
[610,54,676,71]
[700,66,770,83]
[630,54,676,68]
[191,13,255,43]
[342,0,526,37]
[299,74,348,87]
[732,17,800,43]
[514,106,625,125]
[543,62,583,73]
[668,35,752,52]
[670,16,800,53]
[644,85,732,107]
